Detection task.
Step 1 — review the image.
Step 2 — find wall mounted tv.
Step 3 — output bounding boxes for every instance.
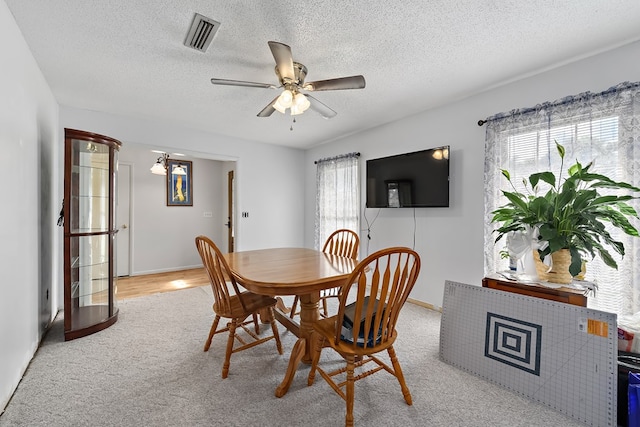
[366,146,450,208]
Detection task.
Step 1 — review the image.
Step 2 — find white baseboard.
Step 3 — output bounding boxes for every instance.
[128,265,203,277]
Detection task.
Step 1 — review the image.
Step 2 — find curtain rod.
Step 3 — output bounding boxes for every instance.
[314,152,360,164]
[477,80,640,126]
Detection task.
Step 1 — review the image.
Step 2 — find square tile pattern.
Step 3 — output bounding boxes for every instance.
[485,312,542,376]
[440,281,617,426]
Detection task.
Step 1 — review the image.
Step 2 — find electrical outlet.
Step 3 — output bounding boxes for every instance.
[203,211,212,218]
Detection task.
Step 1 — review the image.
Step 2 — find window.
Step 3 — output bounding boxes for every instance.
[484,82,640,316]
[315,153,360,249]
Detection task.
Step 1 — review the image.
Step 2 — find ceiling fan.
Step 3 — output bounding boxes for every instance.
[210,41,366,119]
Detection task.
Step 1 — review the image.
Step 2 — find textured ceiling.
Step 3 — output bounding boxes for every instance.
[6,1,640,149]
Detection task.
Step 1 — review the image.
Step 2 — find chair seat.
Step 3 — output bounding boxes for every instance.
[313,316,397,356]
[215,291,277,319]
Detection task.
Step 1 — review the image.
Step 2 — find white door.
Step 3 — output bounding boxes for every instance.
[116,163,131,277]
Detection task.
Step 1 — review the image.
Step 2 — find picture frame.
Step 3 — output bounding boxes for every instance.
[166,159,193,206]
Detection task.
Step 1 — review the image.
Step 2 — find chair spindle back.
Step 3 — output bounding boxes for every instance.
[334,247,420,350]
[322,228,359,259]
[195,235,246,315]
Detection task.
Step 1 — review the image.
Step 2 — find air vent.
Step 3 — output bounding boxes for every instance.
[184,13,220,52]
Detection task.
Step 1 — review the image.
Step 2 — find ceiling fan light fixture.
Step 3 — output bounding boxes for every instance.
[273,89,295,113]
[294,92,310,112]
[279,89,293,107]
[273,101,286,114]
[289,93,310,116]
[290,104,303,116]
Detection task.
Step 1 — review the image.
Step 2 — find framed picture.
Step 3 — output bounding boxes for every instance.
[166,159,193,206]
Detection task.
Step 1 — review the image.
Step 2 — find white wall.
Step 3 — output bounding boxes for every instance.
[117,142,231,275]
[304,39,640,310]
[0,1,59,411]
[60,107,307,252]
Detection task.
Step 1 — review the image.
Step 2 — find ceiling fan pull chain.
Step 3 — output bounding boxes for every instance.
[290,117,296,131]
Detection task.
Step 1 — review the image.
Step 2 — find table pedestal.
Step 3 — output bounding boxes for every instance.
[274,293,319,397]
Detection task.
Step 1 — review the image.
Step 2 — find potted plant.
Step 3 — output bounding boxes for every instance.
[491,141,640,283]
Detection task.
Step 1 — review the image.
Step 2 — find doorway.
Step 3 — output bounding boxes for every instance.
[114,155,234,276]
[227,169,234,252]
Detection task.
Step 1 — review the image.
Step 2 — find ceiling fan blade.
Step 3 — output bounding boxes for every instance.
[303,75,366,91]
[257,95,281,117]
[306,94,337,119]
[211,78,276,89]
[268,41,295,82]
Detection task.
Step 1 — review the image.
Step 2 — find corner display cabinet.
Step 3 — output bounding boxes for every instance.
[63,128,121,340]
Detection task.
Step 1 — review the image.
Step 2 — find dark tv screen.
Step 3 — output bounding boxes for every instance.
[366,146,450,208]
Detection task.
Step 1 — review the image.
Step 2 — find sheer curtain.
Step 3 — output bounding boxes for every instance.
[314,153,360,250]
[484,82,640,316]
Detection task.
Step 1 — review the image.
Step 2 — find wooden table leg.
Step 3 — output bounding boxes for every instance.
[274,292,319,397]
[275,337,306,397]
[298,293,319,364]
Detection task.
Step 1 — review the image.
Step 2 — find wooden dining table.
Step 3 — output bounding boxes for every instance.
[222,247,357,397]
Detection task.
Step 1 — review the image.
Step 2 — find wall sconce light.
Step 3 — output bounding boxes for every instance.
[150,152,189,175]
[150,153,169,175]
[171,164,187,175]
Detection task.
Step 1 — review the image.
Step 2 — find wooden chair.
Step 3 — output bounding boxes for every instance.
[307,247,421,427]
[289,228,360,319]
[195,235,283,379]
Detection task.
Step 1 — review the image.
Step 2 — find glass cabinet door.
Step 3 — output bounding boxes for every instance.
[68,234,110,331]
[64,129,121,341]
[69,139,110,234]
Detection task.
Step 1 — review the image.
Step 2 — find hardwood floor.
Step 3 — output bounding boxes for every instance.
[117,268,209,300]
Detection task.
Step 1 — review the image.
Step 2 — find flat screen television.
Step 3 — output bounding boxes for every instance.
[366,146,450,208]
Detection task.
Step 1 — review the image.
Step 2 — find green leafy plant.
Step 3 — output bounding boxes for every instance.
[491,141,640,276]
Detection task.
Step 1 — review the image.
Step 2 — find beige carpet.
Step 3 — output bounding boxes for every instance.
[0,287,586,426]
